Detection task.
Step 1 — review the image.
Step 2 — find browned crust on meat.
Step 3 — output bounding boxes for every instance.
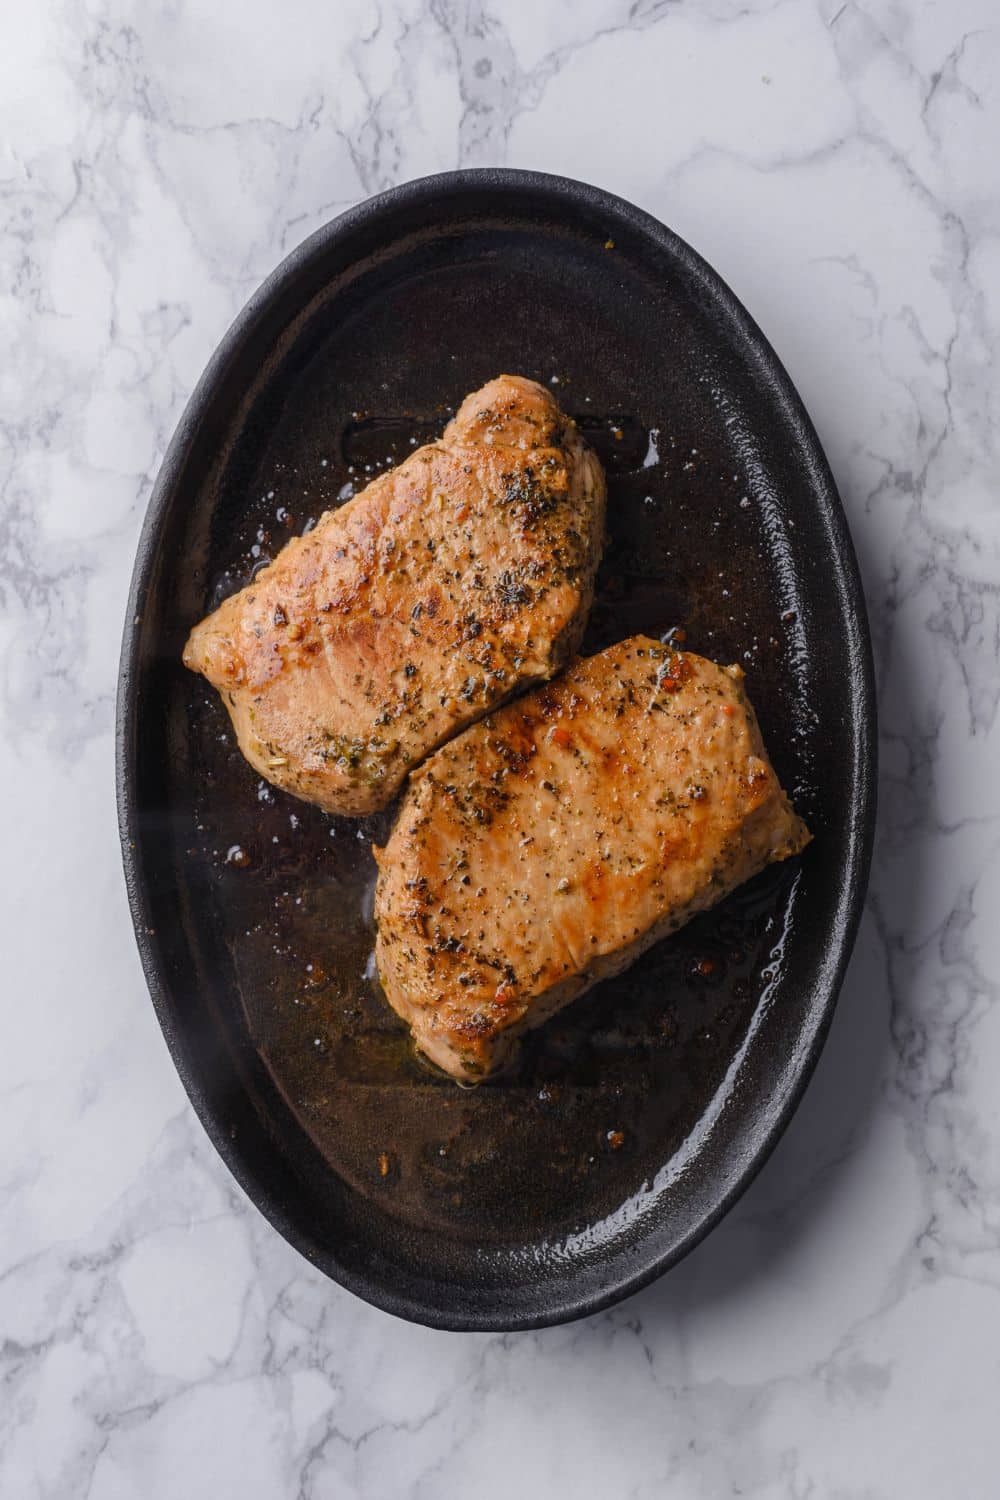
[182,376,606,813]
[374,638,811,1080]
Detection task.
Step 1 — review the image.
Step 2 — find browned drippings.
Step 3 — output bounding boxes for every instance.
[187,403,808,1244]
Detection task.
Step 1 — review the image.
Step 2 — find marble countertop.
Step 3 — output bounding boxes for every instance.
[3,2,999,1495]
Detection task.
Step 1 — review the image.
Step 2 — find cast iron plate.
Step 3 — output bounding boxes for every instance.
[118,170,875,1330]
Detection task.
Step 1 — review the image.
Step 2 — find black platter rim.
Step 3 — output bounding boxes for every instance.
[117,168,877,1331]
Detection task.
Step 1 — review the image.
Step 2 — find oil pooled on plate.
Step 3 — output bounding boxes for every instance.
[186,393,809,1245]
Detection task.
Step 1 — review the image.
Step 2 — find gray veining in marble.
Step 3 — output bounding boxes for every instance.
[2,2,999,1496]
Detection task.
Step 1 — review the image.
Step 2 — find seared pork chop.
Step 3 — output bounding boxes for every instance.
[183,376,606,814]
[374,638,810,1080]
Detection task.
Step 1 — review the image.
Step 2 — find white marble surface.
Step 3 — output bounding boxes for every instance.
[2,0,999,1494]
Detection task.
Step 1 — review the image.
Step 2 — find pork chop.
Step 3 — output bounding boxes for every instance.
[374,637,810,1080]
[183,375,606,814]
